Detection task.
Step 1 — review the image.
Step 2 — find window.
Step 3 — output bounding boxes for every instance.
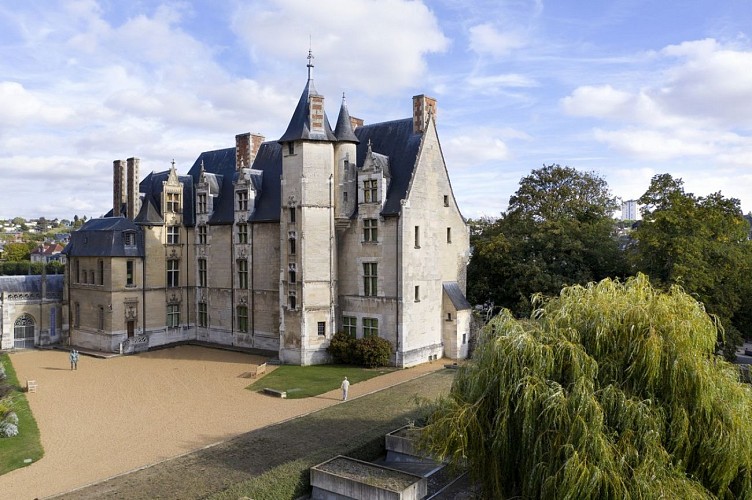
[167,259,179,287]
[344,192,348,202]
[75,259,80,283]
[198,258,207,287]
[74,303,80,327]
[289,207,296,223]
[318,322,326,336]
[462,333,467,344]
[167,225,180,245]
[126,260,134,286]
[343,316,357,338]
[197,225,207,245]
[289,292,296,310]
[363,317,378,337]
[288,142,295,155]
[197,193,207,213]
[414,285,420,302]
[198,302,208,327]
[363,179,377,203]
[446,312,452,321]
[363,219,378,242]
[167,304,180,328]
[443,195,449,207]
[124,232,136,247]
[289,236,296,255]
[166,192,181,213]
[237,223,248,244]
[289,264,296,284]
[237,305,248,332]
[98,306,105,330]
[237,259,248,289]
[363,262,377,297]
[237,190,248,211]
[89,271,95,284]
[414,226,420,248]
[447,227,452,243]
[98,260,104,285]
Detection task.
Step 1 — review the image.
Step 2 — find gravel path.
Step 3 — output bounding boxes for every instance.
[0,346,444,499]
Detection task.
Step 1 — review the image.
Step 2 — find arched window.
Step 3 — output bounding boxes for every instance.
[14,314,35,349]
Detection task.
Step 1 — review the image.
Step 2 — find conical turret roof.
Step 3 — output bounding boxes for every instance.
[334,94,359,143]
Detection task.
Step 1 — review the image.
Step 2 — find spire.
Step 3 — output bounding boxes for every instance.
[334,92,359,143]
[307,48,314,81]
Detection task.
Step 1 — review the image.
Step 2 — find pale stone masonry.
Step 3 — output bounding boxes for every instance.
[61,62,472,366]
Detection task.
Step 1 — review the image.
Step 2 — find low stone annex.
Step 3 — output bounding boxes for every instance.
[56,59,472,367]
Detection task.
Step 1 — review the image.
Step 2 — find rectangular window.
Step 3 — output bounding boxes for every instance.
[167,304,180,328]
[197,193,207,213]
[75,259,80,283]
[318,321,326,336]
[363,218,378,242]
[237,259,248,289]
[363,317,378,337]
[289,207,296,223]
[237,305,248,332]
[363,262,378,297]
[98,259,104,285]
[289,237,296,255]
[74,302,80,328]
[197,225,207,245]
[447,227,452,243]
[166,192,181,213]
[288,142,295,155]
[289,292,296,310]
[414,226,420,248]
[124,232,136,247]
[414,285,420,302]
[343,192,348,202]
[363,179,377,203]
[98,306,105,330]
[237,190,248,211]
[446,312,452,321]
[289,264,296,284]
[198,302,208,327]
[462,333,467,344]
[198,258,207,287]
[443,195,449,207]
[167,259,179,287]
[126,260,134,286]
[237,223,248,244]
[343,316,357,338]
[167,225,180,245]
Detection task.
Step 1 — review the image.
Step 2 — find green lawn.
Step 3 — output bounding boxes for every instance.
[246,364,395,399]
[0,353,44,475]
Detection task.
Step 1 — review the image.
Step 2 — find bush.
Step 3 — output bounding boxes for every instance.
[0,421,18,438]
[3,412,18,425]
[355,336,393,368]
[0,383,12,400]
[327,332,357,364]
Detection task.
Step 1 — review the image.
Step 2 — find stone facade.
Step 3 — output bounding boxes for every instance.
[62,66,472,366]
[0,275,64,350]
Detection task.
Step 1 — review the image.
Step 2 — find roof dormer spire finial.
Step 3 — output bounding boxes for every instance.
[307,40,314,81]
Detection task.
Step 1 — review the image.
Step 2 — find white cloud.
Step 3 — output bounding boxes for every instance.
[467,73,538,89]
[468,23,527,57]
[0,82,73,128]
[444,127,529,169]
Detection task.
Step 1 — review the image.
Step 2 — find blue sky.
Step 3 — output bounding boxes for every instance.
[1,0,751,220]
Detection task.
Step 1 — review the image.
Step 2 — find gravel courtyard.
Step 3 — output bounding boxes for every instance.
[0,346,442,499]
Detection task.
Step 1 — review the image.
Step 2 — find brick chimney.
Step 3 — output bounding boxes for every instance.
[236,133,266,170]
[113,160,126,217]
[412,95,437,134]
[350,116,364,130]
[126,157,140,220]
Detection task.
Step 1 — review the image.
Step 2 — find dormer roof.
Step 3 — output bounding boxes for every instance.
[334,95,359,143]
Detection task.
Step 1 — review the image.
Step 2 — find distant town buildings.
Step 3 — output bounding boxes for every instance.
[621,199,639,220]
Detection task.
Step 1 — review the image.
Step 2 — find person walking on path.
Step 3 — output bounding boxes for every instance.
[340,376,350,401]
[70,350,79,370]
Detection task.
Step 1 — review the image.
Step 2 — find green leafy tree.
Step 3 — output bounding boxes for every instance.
[2,242,31,262]
[631,174,752,358]
[424,275,752,499]
[468,164,627,316]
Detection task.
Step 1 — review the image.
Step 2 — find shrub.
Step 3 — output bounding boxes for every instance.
[3,412,18,425]
[355,336,393,368]
[0,383,12,400]
[0,421,18,438]
[327,331,357,364]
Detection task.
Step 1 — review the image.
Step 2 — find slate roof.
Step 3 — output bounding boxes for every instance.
[354,118,422,216]
[278,79,337,143]
[333,97,359,143]
[134,194,164,225]
[62,217,144,257]
[443,282,472,311]
[139,171,196,226]
[0,275,64,295]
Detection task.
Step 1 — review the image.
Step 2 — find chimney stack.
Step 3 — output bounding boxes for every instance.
[412,95,437,134]
[236,133,266,170]
[113,160,126,217]
[350,116,364,130]
[126,157,140,220]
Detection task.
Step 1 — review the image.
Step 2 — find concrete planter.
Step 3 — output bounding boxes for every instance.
[385,425,424,461]
[311,455,426,500]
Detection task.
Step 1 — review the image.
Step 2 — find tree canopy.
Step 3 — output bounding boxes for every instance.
[424,275,752,499]
[467,165,626,316]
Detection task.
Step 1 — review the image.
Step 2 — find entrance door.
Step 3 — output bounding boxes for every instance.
[127,321,135,338]
[13,314,35,349]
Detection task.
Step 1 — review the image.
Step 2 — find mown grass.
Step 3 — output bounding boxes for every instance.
[0,353,44,475]
[246,364,395,399]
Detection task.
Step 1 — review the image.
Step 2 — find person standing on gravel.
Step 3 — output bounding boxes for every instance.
[341,376,350,401]
[70,350,79,370]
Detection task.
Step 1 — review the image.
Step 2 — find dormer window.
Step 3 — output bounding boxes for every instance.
[237,190,248,211]
[166,192,181,213]
[363,179,377,203]
[124,231,136,247]
[197,193,207,213]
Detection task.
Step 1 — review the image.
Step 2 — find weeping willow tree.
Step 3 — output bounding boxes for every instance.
[423,275,752,499]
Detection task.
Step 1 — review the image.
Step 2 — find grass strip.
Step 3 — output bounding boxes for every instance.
[0,353,44,475]
[246,364,395,399]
